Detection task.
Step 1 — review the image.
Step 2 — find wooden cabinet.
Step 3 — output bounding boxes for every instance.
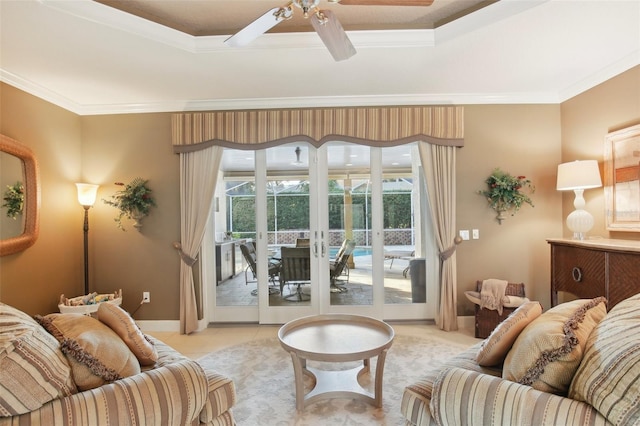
[548,238,640,309]
[216,241,236,284]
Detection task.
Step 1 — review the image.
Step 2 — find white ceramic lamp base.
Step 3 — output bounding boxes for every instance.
[566,189,594,240]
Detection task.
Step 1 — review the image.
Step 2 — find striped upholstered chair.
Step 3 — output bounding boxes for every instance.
[402,294,640,425]
[0,302,236,426]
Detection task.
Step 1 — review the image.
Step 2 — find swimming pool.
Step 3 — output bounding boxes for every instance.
[328,247,372,257]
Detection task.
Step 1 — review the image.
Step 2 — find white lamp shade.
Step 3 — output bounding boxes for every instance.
[76,183,99,206]
[556,160,602,191]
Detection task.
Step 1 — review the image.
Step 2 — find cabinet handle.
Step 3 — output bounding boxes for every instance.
[572,267,583,282]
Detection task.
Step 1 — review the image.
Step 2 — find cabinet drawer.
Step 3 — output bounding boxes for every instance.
[552,245,605,299]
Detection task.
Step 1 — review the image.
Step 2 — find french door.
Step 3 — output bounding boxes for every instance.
[210,141,436,324]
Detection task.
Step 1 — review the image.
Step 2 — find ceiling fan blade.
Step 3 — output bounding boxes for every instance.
[337,0,434,5]
[224,7,286,47]
[310,10,356,62]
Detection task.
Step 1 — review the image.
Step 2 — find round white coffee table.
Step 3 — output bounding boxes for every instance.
[278,314,395,411]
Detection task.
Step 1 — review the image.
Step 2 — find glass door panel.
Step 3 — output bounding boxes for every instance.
[383,144,437,320]
[325,142,376,315]
[261,143,318,323]
[211,148,259,322]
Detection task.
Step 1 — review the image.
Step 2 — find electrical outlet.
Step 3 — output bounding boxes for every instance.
[142,292,150,303]
[472,229,480,239]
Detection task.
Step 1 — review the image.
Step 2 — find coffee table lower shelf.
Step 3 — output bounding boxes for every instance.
[289,351,388,411]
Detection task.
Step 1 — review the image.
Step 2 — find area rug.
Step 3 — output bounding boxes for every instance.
[197,334,471,425]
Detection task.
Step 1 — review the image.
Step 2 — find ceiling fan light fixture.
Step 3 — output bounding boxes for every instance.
[292,146,303,165]
[293,0,320,17]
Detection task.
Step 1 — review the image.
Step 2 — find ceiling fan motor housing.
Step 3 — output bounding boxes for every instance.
[293,0,321,17]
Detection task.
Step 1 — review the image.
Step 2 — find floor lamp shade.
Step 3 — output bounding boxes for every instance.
[556,160,602,240]
[76,183,99,206]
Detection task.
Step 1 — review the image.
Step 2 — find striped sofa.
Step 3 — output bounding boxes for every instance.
[401,294,640,426]
[0,303,236,425]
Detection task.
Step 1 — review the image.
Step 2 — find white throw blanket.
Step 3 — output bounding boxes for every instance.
[480,278,509,315]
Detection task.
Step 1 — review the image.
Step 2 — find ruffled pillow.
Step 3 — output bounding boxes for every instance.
[502,297,607,395]
[36,313,140,391]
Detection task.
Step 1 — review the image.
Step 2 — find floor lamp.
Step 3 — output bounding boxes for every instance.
[76,183,99,296]
[556,160,602,240]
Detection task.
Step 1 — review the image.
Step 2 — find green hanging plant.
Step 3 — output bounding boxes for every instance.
[2,181,24,219]
[103,178,156,230]
[478,168,534,224]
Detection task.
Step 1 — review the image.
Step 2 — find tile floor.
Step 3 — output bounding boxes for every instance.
[147,322,481,360]
[217,255,416,307]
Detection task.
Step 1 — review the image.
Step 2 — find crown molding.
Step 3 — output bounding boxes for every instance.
[39,0,436,53]
[557,50,640,102]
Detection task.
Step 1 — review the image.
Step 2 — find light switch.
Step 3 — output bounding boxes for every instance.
[459,230,470,240]
[472,229,480,239]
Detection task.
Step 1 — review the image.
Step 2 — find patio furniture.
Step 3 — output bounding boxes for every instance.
[383,248,414,277]
[239,242,281,295]
[295,238,310,247]
[279,246,312,301]
[330,239,356,293]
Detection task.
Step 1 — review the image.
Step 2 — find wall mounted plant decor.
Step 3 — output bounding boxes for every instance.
[479,168,534,224]
[103,178,156,231]
[2,182,24,219]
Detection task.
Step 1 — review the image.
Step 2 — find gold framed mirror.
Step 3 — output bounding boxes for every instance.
[604,124,640,232]
[0,134,40,255]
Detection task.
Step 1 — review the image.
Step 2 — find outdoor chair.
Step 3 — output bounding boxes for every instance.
[279,246,311,301]
[295,238,310,248]
[330,239,356,293]
[239,242,281,295]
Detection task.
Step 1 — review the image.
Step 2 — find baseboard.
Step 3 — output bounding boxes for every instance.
[137,316,477,334]
[136,320,180,332]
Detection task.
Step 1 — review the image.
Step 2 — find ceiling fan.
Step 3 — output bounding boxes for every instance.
[224,0,434,62]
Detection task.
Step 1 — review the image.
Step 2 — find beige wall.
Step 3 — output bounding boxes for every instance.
[1,66,638,320]
[81,114,181,319]
[561,66,640,241]
[0,84,83,315]
[455,104,562,315]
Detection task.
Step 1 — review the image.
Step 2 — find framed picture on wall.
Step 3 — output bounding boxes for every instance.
[604,123,640,232]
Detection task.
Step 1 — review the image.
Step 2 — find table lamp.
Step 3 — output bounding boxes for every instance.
[556,160,602,240]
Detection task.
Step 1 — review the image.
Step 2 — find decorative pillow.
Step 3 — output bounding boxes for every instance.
[36,313,140,391]
[476,301,543,367]
[569,293,640,425]
[502,297,607,395]
[97,303,157,366]
[0,303,76,417]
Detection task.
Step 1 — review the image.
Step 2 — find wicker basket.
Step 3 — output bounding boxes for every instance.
[474,281,525,338]
[58,290,122,315]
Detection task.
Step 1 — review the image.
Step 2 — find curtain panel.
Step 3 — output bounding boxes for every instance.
[172,106,463,151]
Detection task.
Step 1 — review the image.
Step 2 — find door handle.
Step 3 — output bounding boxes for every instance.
[313,231,319,257]
[321,241,326,258]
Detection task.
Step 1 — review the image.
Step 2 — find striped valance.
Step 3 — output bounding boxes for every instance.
[172,106,464,152]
